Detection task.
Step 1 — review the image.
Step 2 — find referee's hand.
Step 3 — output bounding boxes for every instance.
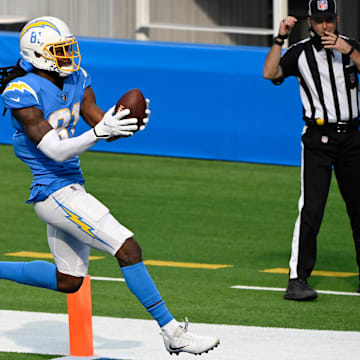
[322,31,353,54]
[279,16,298,37]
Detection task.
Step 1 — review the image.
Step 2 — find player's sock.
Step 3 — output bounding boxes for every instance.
[161,318,180,337]
[0,260,58,291]
[121,261,174,327]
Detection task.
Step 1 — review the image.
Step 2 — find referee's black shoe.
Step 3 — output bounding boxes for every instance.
[284,278,318,301]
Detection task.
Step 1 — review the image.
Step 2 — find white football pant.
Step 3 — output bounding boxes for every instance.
[34,183,134,277]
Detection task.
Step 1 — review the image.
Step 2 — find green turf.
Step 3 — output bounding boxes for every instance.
[0,144,359,339]
[0,353,54,360]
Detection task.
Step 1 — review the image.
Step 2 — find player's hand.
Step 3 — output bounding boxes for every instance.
[94,106,139,139]
[279,16,297,37]
[140,98,151,131]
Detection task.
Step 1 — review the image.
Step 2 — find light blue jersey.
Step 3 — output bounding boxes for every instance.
[2,67,91,202]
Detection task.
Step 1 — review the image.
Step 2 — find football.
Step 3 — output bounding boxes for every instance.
[115,88,146,126]
[107,88,147,142]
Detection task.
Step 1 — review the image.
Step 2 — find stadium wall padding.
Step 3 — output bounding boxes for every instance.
[0,32,305,166]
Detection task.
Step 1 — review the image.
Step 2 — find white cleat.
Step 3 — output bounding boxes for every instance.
[161,318,220,356]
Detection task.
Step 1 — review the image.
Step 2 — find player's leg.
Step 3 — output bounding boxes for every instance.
[39,182,173,325]
[0,227,83,293]
[115,237,174,327]
[285,127,333,300]
[95,218,219,355]
[47,224,88,293]
[0,259,58,290]
[35,183,219,354]
[334,131,360,292]
[0,185,91,293]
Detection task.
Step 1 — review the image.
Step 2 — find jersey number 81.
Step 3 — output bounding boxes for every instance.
[48,103,80,139]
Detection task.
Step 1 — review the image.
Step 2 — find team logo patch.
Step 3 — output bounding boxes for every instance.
[20,20,60,40]
[317,0,328,11]
[321,136,328,144]
[52,195,115,251]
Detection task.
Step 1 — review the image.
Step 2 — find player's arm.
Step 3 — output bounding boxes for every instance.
[80,86,139,140]
[13,106,99,162]
[80,86,104,127]
[13,104,137,163]
[263,16,297,80]
[81,87,151,132]
[13,107,53,145]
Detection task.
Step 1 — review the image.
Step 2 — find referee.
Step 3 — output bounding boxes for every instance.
[263,0,360,301]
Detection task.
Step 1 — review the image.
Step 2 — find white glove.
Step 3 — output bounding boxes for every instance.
[94,106,139,139]
[140,98,151,131]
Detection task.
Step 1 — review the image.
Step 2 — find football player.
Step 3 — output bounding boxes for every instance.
[0,16,219,355]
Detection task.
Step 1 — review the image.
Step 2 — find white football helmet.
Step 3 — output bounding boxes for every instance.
[19,16,81,77]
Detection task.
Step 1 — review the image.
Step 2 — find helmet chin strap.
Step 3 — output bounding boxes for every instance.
[58,70,71,78]
[56,63,73,77]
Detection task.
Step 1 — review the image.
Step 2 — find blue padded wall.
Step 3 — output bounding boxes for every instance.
[0,32,304,166]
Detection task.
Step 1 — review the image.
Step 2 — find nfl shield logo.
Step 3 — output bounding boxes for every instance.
[317,0,328,10]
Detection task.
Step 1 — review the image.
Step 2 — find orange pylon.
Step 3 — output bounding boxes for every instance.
[67,275,94,356]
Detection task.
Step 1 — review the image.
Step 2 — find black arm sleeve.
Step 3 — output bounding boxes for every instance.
[347,38,360,52]
[346,38,360,73]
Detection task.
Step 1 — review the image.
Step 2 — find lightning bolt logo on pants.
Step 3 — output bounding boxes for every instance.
[52,196,114,250]
[62,206,96,238]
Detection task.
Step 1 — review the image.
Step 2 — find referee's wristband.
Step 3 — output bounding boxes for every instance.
[346,46,355,56]
[273,37,284,46]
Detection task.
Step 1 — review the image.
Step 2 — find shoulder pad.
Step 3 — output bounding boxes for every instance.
[2,80,39,107]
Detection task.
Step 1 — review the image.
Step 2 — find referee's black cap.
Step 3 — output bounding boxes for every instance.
[308,0,337,19]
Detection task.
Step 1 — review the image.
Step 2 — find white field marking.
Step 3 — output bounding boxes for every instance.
[1,309,360,360]
[231,285,360,296]
[92,277,360,297]
[91,276,125,282]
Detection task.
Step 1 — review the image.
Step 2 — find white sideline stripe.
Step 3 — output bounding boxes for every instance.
[0,310,360,360]
[91,276,125,282]
[231,285,360,296]
[90,278,360,297]
[53,357,104,360]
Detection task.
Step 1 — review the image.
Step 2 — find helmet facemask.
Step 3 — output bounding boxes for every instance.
[43,38,81,76]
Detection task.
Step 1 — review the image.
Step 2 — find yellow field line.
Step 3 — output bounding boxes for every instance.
[261,267,359,278]
[3,251,233,269]
[144,260,233,269]
[5,251,104,261]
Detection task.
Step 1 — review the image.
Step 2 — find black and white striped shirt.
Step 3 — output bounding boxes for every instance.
[274,34,360,123]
